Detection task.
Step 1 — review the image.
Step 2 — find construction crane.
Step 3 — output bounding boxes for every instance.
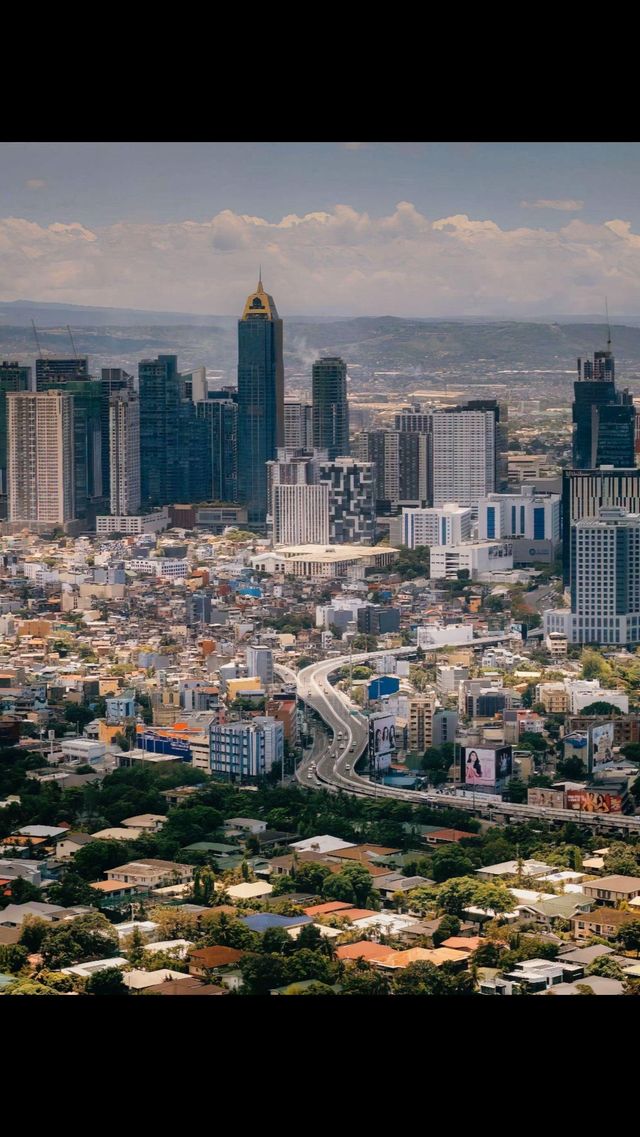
[66,325,79,360]
[31,319,43,359]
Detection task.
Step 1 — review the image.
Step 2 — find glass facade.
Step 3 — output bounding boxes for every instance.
[237,281,284,528]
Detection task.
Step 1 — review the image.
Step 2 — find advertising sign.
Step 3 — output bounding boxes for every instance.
[527,788,566,809]
[462,746,512,787]
[509,622,528,642]
[369,712,396,759]
[566,790,623,814]
[590,722,616,773]
[139,731,192,760]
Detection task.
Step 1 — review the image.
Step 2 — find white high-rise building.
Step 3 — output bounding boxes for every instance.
[209,717,284,779]
[431,410,496,510]
[109,390,140,516]
[402,503,472,548]
[7,391,75,528]
[273,483,330,545]
[544,507,640,645]
[245,645,274,687]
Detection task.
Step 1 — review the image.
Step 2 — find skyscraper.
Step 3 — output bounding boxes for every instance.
[284,401,313,450]
[312,357,349,459]
[237,275,284,528]
[315,456,375,544]
[0,361,30,513]
[545,507,640,645]
[273,483,330,545]
[101,369,133,499]
[36,362,104,519]
[354,430,429,507]
[431,409,497,510]
[139,354,209,507]
[196,396,238,503]
[561,467,640,585]
[572,348,635,469]
[7,391,75,529]
[109,390,140,516]
[35,357,89,386]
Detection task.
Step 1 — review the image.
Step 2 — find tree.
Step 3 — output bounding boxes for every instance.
[621,742,640,765]
[2,877,42,907]
[393,961,474,996]
[86,967,128,996]
[45,872,96,908]
[586,955,627,980]
[295,922,336,959]
[557,755,587,779]
[294,981,336,995]
[19,915,49,953]
[432,914,461,947]
[239,953,289,995]
[617,920,640,956]
[604,846,640,876]
[322,863,378,908]
[340,961,390,996]
[580,701,623,717]
[41,912,119,970]
[431,877,478,917]
[580,649,614,684]
[0,943,28,974]
[125,926,147,967]
[261,927,292,956]
[430,846,475,883]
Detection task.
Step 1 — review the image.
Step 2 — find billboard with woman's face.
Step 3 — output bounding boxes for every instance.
[369,712,396,760]
[462,746,512,787]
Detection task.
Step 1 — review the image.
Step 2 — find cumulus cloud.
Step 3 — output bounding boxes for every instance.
[25,178,46,190]
[1,203,640,316]
[521,198,584,211]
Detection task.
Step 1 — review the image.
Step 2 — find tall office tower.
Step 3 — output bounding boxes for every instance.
[237,275,285,528]
[431,409,496,510]
[36,366,104,520]
[572,348,635,469]
[0,362,30,513]
[245,645,274,687]
[544,507,640,645]
[402,503,472,548]
[407,691,437,753]
[315,456,375,544]
[35,357,89,386]
[209,717,284,779]
[196,396,238,502]
[312,356,349,459]
[109,390,140,515]
[273,483,330,545]
[139,354,209,507]
[101,369,133,504]
[284,401,313,450]
[354,430,429,507]
[562,467,640,585]
[7,391,75,528]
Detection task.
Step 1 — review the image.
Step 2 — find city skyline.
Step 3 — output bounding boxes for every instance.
[3,142,640,317]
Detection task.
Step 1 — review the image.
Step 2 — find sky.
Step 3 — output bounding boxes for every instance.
[2,141,640,318]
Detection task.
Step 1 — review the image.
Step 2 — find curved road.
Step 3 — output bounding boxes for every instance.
[284,653,640,835]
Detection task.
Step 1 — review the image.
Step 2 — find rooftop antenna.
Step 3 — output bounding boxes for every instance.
[605,297,612,350]
[31,319,43,359]
[258,264,263,290]
[66,325,79,360]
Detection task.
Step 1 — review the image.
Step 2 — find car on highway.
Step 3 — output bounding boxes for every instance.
[345,764,351,771]
[308,772,314,779]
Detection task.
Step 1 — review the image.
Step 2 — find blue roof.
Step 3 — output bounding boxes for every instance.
[241,913,312,932]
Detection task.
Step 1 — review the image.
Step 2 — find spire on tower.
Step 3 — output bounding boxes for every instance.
[258,265,263,291]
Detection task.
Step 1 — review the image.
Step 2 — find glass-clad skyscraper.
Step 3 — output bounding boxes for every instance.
[237,276,284,528]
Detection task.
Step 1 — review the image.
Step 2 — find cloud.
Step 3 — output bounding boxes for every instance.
[25,179,46,190]
[1,203,640,317]
[520,198,584,211]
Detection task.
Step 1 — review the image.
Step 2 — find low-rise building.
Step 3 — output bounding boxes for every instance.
[582,875,640,907]
[571,906,640,941]
[105,859,194,888]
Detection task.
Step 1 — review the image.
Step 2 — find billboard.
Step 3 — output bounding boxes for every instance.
[462,746,512,787]
[527,788,566,809]
[566,790,623,814]
[369,712,396,771]
[138,731,192,760]
[509,622,528,642]
[590,722,616,773]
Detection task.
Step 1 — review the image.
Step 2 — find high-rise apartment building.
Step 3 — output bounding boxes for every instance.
[36,363,104,519]
[407,691,437,753]
[572,349,635,469]
[315,457,375,544]
[394,407,433,434]
[545,507,640,645]
[7,391,75,528]
[312,357,349,460]
[245,646,274,687]
[284,401,313,450]
[478,488,561,543]
[402,503,472,548]
[273,483,330,545]
[101,369,132,498]
[0,361,30,510]
[237,276,284,528]
[109,390,140,516]
[354,430,429,506]
[431,409,497,510]
[266,449,316,517]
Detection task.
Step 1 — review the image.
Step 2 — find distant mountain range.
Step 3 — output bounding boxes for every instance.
[2,300,640,379]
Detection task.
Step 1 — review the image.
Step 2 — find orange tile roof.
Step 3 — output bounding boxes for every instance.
[89,880,137,893]
[334,908,380,923]
[303,901,354,917]
[335,941,393,962]
[439,936,483,952]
